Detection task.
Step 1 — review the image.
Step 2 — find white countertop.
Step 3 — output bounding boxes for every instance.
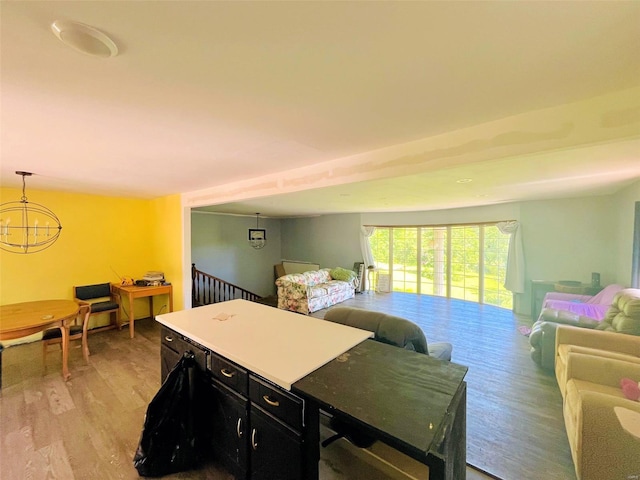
[156,299,373,390]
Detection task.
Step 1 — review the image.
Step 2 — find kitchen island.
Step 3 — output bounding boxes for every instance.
[156,299,467,480]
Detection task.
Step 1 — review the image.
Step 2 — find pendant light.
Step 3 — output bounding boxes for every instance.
[248,213,266,250]
[0,172,62,253]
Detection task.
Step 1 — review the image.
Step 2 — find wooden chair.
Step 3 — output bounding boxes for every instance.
[74,282,121,330]
[43,303,92,363]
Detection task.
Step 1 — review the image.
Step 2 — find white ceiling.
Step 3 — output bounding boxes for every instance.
[1,1,639,217]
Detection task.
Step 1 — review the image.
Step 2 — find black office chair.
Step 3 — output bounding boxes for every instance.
[321,306,453,448]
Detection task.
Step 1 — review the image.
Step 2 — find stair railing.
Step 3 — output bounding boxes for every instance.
[192,263,262,306]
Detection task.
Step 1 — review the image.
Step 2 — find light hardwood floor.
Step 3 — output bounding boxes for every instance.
[0,293,574,480]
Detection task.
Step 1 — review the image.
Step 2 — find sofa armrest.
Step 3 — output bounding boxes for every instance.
[565,352,640,388]
[556,325,640,356]
[543,291,593,304]
[575,390,640,480]
[539,308,600,327]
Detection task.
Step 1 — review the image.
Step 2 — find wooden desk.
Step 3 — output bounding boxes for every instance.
[0,299,79,384]
[113,284,173,338]
[293,339,468,480]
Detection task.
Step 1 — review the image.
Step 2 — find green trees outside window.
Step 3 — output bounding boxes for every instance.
[370,224,513,310]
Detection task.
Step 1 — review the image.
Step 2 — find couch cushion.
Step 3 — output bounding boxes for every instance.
[308,285,328,299]
[561,345,640,364]
[303,269,331,287]
[90,300,119,313]
[330,267,356,282]
[570,378,625,399]
[598,288,640,334]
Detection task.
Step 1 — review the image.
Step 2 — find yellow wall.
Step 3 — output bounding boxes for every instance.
[150,194,184,312]
[0,187,184,342]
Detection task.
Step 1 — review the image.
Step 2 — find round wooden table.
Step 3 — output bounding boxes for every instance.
[0,299,79,384]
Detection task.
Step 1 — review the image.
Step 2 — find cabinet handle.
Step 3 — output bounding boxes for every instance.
[164,336,173,342]
[220,368,235,378]
[236,418,243,438]
[251,428,258,451]
[263,395,280,407]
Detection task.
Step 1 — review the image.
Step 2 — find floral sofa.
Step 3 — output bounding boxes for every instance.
[276,268,357,315]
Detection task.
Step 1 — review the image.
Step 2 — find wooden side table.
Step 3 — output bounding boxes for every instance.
[112,284,173,338]
[531,280,556,320]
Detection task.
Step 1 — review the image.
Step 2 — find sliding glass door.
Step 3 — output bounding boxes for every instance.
[370,223,512,309]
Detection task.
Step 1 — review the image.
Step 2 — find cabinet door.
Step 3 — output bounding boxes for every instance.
[160,343,181,383]
[210,380,249,480]
[250,405,302,480]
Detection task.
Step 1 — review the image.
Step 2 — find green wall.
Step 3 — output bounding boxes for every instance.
[191,212,282,297]
[190,181,639,316]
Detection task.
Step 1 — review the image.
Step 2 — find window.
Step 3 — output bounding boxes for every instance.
[633,201,640,288]
[370,223,513,309]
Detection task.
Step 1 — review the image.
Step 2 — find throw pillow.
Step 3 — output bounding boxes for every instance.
[620,378,640,401]
[330,267,356,282]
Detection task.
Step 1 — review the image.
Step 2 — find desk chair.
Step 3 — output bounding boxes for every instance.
[74,282,121,330]
[43,303,91,363]
[321,306,453,448]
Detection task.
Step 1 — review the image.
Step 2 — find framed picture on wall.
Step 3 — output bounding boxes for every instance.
[248,229,266,241]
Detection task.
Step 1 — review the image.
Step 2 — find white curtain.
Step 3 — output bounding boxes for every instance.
[360,226,376,269]
[497,221,525,293]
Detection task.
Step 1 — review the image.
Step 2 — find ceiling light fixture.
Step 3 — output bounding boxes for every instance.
[248,213,266,250]
[456,178,473,184]
[51,20,118,58]
[0,172,63,254]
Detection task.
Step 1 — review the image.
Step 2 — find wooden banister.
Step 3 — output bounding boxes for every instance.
[192,263,262,306]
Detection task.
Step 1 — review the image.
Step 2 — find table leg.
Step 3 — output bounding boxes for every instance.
[148,297,154,321]
[129,292,135,339]
[61,325,71,381]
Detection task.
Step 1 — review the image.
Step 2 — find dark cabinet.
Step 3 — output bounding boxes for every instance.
[210,378,249,479]
[250,405,303,480]
[207,372,318,480]
[160,326,318,480]
[248,374,316,480]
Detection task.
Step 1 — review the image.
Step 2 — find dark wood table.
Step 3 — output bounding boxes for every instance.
[293,339,468,480]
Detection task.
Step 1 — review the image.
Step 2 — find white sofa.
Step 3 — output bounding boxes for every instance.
[276,268,357,315]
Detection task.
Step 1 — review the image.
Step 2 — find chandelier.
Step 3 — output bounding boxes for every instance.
[0,172,62,254]
[248,213,266,250]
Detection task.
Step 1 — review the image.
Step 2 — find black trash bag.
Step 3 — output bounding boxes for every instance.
[133,351,205,477]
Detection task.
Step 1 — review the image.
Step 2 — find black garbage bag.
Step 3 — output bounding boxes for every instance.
[133,351,205,477]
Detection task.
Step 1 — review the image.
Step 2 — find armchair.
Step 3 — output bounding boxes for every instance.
[559,353,640,480]
[74,282,121,331]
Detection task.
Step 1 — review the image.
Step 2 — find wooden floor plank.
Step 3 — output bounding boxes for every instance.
[310,292,576,480]
[0,293,575,480]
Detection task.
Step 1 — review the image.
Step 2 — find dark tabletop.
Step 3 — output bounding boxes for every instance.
[292,339,468,461]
